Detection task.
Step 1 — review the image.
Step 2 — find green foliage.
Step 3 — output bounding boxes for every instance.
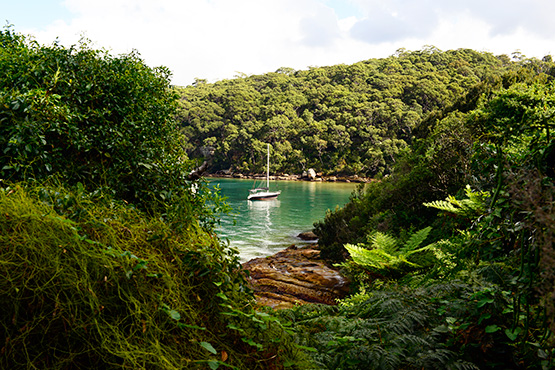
[315,109,481,261]
[340,227,441,281]
[0,27,193,214]
[423,185,489,218]
[298,56,555,369]
[0,183,305,369]
[176,48,515,176]
[0,28,308,370]
[281,281,524,370]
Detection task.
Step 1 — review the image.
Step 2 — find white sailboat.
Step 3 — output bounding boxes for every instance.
[247,144,281,201]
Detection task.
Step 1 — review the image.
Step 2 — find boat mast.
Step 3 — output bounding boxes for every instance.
[266,143,270,189]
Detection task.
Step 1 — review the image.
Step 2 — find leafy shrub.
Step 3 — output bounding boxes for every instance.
[282,281,523,370]
[0,27,190,213]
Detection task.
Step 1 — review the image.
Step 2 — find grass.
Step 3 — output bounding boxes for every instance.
[0,183,308,369]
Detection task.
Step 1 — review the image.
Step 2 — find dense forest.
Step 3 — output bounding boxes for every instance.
[176,47,546,177]
[178,46,555,368]
[1,25,554,369]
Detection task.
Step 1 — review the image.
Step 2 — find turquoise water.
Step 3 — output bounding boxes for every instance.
[208,178,357,262]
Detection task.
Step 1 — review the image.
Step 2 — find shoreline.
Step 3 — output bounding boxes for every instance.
[204,172,371,183]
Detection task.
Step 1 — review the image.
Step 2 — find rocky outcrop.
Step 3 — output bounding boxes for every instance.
[242,245,350,309]
[297,231,318,241]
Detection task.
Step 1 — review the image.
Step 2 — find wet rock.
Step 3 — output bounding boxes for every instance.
[297,231,318,241]
[242,245,350,309]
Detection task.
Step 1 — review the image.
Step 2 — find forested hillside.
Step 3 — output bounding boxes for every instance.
[302,54,555,368]
[178,47,555,368]
[176,47,538,176]
[3,25,554,368]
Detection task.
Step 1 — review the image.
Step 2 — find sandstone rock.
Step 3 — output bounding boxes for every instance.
[307,168,317,180]
[242,245,350,309]
[297,231,318,241]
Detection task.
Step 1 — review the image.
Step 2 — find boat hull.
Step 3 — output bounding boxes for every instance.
[247,191,281,201]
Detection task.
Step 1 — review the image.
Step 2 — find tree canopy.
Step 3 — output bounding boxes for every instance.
[177,47,521,176]
[1,28,187,212]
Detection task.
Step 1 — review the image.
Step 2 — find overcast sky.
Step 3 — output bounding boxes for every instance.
[3,0,555,86]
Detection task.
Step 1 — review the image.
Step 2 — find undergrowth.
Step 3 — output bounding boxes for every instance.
[0,183,309,369]
[281,281,517,370]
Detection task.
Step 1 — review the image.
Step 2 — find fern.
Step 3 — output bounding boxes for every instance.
[282,281,501,370]
[424,185,489,217]
[405,245,440,269]
[344,243,423,278]
[343,227,441,280]
[401,226,432,252]
[344,243,393,267]
[368,231,398,253]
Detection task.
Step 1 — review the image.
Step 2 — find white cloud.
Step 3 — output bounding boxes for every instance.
[18,0,555,86]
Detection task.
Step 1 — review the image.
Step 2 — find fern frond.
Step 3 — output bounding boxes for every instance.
[344,244,396,268]
[423,199,463,214]
[368,231,398,253]
[402,226,432,252]
[405,245,439,269]
[424,185,489,217]
[464,184,489,212]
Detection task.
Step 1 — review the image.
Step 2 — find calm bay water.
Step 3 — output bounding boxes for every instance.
[208,178,357,262]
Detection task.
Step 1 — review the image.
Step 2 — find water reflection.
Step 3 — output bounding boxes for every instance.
[247,199,280,230]
[211,178,356,262]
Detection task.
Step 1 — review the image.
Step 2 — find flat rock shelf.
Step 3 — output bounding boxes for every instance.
[242,245,350,309]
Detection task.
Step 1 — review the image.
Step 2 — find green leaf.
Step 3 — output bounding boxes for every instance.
[226,324,245,333]
[168,309,181,321]
[200,341,217,354]
[208,360,220,370]
[138,162,153,169]
[216,292,228,300]
[403,226,432,251]
[434,325,449,333]
[485,325,500,333]
[241,337,263,350]
[133,260,148,270]
[505,327,522,341]
[477,298,495,308]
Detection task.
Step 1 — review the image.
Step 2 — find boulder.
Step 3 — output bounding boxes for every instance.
[297,231,318,241]
[307,168,317,180]
[242,245,350,309]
